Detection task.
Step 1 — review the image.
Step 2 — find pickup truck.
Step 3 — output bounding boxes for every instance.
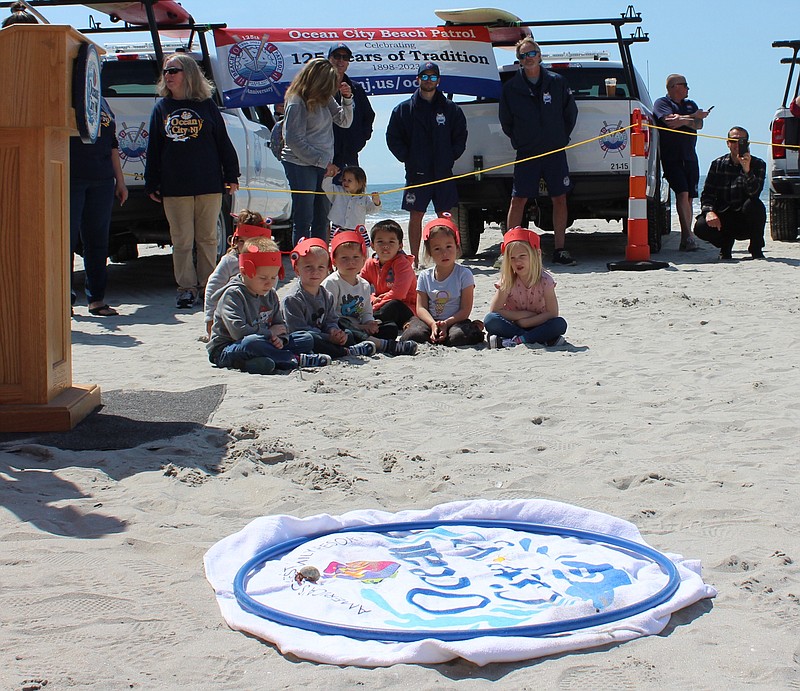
[441,7,669,256]
[769,40,800,242]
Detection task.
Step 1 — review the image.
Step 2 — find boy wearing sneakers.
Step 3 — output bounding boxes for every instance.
[282,237,376,360]
[323,231,417,356]
[207,237,330,373]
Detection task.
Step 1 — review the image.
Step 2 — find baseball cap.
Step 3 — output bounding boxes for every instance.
[417,61,440,77]
[327,43,353,59]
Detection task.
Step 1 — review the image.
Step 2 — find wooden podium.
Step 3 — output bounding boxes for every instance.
[0,25,101,432]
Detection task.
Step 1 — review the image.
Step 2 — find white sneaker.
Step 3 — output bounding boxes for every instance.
[348,341,376,357]
[487,334,503,349]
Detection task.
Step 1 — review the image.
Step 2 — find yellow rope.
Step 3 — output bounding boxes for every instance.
[125,121,797,189]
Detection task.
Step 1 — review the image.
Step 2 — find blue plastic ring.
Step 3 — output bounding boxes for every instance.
[233,519,680,642]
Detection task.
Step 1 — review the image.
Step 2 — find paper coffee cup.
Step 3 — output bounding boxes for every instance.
[605,78,617,97]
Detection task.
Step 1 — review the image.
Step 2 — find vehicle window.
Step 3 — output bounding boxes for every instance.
[452,66,630,105]
[101,60,160,97]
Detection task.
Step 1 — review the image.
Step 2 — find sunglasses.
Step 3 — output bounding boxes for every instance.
[163,67,184,75]
[331,53,351,61]
[670,82,688,88]
[519,50,539,59]
[419,74,439,82]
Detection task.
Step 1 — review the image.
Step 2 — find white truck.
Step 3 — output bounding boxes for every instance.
[768,40,800,242]
[441,7,669,256]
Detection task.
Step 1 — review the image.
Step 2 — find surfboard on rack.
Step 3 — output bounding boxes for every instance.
[86,1,190,26]
[434,7,531,46]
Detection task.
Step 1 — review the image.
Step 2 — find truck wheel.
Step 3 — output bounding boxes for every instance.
[769,191,799,242]
[109,243,139,263]
[646,197,664,253]
[453,204,483,258]
[216,196,234,259]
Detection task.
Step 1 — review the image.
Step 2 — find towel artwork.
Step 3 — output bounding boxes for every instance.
[204,499,716,666]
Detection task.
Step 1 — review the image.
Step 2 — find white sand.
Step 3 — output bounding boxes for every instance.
[3,219,800,689]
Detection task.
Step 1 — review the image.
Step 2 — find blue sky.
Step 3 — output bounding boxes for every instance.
[38,0,797,183]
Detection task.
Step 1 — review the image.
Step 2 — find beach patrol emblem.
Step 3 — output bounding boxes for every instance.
[436,112,446,126]
[543,92,552,105]
[118,121,149,167]
[165,110,203,142]
[228,37,284,96]
[599,120,627,158]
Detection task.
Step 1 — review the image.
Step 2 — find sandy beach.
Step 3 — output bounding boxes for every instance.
[2,218,800,689]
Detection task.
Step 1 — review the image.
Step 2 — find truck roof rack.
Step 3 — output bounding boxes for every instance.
[772,41,800,107]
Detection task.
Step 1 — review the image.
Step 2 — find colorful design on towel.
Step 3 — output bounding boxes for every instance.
[323,560,400,583]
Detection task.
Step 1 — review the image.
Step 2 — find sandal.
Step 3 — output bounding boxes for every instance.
[88,304,119,317]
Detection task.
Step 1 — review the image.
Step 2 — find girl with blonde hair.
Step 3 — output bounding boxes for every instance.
[484,227,568,348]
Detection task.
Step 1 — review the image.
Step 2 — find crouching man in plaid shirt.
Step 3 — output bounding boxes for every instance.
[694,125,767,261]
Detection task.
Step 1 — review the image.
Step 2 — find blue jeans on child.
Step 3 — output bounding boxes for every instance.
[215,332,313,370]
[484,313,567,344]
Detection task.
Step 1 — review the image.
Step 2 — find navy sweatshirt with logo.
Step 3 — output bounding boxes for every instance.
[145,97,240,197]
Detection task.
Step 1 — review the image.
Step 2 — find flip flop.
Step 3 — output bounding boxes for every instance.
[88,304,119,316]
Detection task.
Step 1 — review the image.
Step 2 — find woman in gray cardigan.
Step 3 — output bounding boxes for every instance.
[282,58,353,244]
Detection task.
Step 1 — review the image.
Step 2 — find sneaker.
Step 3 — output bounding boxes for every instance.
[348,341,376,357]
[546,335,567,347]
[552,249,577,266]
[391,340,417,356]
[679,236,700,251]
[176,289,195,308]
[243,357,276,375]
[718,251,734,261]
[487,334,503,349]
[299,353,332,367]
[502,336,523,348]
[749,251,766,260]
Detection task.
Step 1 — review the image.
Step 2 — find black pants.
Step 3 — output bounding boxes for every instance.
[694,198,766,256]
[373,300,414,334]
[400,316,484,346]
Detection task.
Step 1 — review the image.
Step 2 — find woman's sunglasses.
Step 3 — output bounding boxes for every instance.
[163,67,184,75]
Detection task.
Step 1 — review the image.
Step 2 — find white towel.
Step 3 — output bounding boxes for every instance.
[204,498,716,666]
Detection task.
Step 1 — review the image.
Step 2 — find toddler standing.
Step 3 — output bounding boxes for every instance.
[400,216,484,346]
[322,165,380,247]
[484,226,568,348]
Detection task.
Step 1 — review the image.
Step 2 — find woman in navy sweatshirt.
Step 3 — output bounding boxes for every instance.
[145,54,240,309]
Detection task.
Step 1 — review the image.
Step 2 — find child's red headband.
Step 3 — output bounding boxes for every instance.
[233,217,273,240]
[239,245,284,280]
[330,229,367,260]
[290,237,331,270]
[422,213,460,246]
[500,226,541,254]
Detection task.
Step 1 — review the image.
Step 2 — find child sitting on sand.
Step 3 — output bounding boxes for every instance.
[322,165,380,248]
[207,237,327,374]
[203,210,272,339]
[322,231,417,356]
[400,215,484,346]
[359,219,417,336]
[484,226,568,348]
[282,237,377,360]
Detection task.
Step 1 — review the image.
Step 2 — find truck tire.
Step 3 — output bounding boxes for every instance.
[453,204,483,258]
[646,197,664,253]
[216,196,234,259]
[769,191,799,242]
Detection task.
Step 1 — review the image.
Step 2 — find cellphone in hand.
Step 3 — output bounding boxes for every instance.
[738,137,749,156]
[706,105,715,112]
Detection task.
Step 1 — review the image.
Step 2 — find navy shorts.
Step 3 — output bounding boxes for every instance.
[661,158,700,197]
[401,178,458,214]
[512,150,571,198]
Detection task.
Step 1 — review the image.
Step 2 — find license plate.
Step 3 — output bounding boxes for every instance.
[538,178,548,196]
